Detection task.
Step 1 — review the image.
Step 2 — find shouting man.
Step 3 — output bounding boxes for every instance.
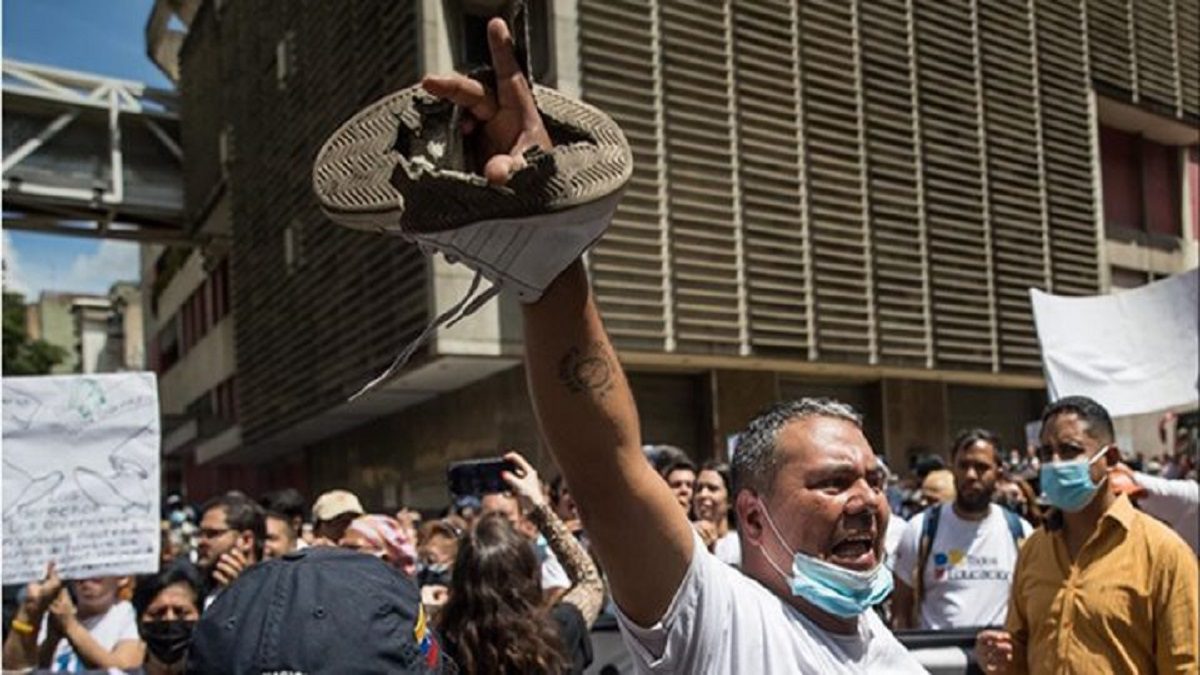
[418,18,924,673]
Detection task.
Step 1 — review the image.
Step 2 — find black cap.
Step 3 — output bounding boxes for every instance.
[188,546,446,674]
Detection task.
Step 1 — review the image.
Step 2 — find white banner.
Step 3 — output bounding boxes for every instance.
[1030,268,1199,418]
[2,373,161,584]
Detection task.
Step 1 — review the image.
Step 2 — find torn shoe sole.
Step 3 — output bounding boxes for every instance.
[312,83,632,304]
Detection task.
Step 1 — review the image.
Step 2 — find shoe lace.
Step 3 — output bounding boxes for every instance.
[348,269,501,401]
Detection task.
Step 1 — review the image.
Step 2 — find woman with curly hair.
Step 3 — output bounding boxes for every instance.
[438,453,603,674]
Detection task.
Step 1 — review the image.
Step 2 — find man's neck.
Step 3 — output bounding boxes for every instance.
[792,596,859,635]
[1061,488,1116,558]
[747,557,861,635]
[951,500,989,522]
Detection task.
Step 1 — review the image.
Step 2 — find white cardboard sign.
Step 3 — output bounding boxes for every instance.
[2,373,161,584]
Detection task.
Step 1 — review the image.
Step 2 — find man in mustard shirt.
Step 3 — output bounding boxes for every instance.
[976,396,1198,674]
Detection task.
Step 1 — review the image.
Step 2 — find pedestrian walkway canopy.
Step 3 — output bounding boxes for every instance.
[2,59,186,243]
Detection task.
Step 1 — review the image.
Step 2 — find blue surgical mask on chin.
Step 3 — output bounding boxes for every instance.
[1041,445,1110,512]
[756,504,892,619]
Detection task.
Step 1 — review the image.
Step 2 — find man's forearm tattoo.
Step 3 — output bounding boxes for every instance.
[557,342,615,397]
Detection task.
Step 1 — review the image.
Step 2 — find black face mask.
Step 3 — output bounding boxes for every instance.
[141,619,196,665]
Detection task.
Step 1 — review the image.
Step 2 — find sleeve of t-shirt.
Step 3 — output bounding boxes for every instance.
[892,512,922,588]
[111,601,141,642]
[541,550,571,590]
[613,531,734,672]
[1136,472,1200,526]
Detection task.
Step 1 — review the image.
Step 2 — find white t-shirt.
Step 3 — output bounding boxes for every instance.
[614,533,927,674]
[541,547,571,590]
[1135,472,1199,555]
[884,515,906,571]
[713,531,741,567]
[893,503,1032,630]
[38,600,140,672]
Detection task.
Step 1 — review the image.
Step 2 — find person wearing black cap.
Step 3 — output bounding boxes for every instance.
[187,547,446,673]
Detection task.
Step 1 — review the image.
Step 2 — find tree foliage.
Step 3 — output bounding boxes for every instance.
[3,291,67,375]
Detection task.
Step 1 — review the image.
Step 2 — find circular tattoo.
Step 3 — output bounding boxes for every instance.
[558,343,614,396]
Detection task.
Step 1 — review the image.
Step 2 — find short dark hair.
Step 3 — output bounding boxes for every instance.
[548,475,569,505]
[264,510,297,538]
[661,457,697,480]
[951,428,1002,465]
[697,460,731,490]
[259,488,307,523]
[202,491,267,561]
[132,562,203,621]
[731,398,863,497]
[1041,396,1115,444]
[643,444,691,476]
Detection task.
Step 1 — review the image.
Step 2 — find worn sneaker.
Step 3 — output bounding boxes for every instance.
[312,83,630,302]
[311,12,630,398]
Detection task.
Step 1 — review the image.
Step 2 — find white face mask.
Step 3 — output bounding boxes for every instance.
[756,503,893,618]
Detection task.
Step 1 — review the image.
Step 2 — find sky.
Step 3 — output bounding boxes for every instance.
[2,0,170,300]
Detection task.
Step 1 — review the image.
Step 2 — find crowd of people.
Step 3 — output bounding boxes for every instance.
[3,398,1196,673]
[4,15,1198,675]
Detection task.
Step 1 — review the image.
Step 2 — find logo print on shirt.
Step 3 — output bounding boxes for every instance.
[932,548,966,580]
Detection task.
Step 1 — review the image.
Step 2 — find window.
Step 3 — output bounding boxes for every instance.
[158,315,180,372]
[284,222,304,274]
[275,32,294,91]
[1099,126,1190,240]
[451,0,552,84]
[218,126,234,178]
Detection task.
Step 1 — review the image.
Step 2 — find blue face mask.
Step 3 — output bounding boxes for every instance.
[757,505,893,619]
[1041,445,1110,512]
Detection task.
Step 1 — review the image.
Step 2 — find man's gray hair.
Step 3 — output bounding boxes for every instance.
[730,398,863,497]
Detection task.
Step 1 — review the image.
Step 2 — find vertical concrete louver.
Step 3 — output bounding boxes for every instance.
[575,0,1195,376]
[177,0,1196,447]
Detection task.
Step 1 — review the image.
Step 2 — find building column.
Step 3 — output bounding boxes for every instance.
[881,378,949,474]
[710,370,778,461]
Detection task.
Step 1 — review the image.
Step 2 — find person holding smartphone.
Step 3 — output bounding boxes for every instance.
[438,452,604,673]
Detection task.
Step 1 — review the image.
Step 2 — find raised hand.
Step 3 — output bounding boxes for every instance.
[421,18,552,185]
[23,561,64,617]
[975,629,1014,674]
[47,588,77,630]
[501,451,547,510]
[213,547,248,587]
[694,520,720,551]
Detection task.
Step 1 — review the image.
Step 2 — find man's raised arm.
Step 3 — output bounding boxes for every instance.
[522,261,693,625]
[422,18,693,625]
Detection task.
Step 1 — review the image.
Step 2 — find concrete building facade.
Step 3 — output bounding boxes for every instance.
[152,0,1198,507]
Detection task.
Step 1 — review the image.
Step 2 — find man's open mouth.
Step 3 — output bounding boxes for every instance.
[830,535,877,569]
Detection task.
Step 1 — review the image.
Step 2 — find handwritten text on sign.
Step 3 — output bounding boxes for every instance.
[2,373,161,584]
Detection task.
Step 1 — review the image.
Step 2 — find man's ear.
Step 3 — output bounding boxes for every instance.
[736,491,765,545]
[237,530,255,556]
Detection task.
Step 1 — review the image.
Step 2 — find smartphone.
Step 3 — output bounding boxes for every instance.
[447,458,517,497]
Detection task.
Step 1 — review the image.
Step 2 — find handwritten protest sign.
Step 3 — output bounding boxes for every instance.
[3,373,160,584]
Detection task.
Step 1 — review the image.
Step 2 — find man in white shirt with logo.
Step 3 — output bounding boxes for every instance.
[417,18,927,672]
[892,429,1033,629]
